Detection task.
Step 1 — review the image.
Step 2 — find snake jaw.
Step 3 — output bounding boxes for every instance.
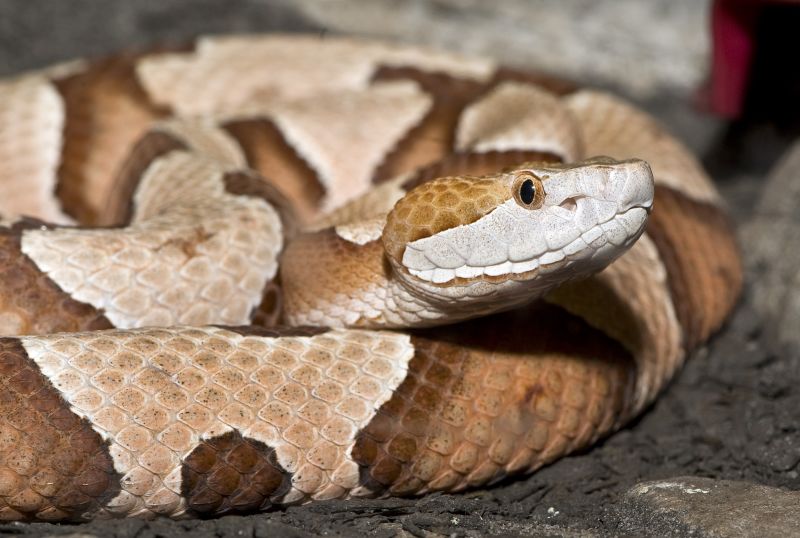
[391,157,654,305]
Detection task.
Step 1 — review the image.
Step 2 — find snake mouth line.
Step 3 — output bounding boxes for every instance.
[407,204,650,286]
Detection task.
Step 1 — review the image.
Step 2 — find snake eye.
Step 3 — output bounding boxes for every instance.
[520,179,535,204]
[512,173,545,209]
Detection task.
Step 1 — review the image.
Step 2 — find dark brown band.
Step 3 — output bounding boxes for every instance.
[352,304,634,496]
[224,119,326,226]
[0,338,120,521]
[0,224,111,336]
[180,429,290,515]
[645,185,743,349]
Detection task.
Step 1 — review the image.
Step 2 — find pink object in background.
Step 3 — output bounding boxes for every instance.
[707,0,800,118]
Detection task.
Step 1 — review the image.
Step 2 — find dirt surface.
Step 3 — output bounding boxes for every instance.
[1,1,798,536]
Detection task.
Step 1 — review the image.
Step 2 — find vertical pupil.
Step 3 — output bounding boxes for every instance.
[520,179,535,205]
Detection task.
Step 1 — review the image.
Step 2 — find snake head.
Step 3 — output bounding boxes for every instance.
[383,156,654,305]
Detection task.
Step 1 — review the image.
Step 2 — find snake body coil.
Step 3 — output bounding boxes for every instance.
[0,35,741,521]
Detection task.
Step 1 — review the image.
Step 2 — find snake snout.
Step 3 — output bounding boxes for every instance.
[608,158,655,212]
[573,156,654,212]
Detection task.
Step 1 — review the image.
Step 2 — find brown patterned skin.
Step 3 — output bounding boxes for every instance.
[224,119,326,226]
[371,67,574,184]
[0,35,743,521]
[53,54,169,225]
[352,305,633,495]
[0,223,111,335]
[400,150,563,191]
[280,229,388,327]
[216,325,330,338]
[102,130,188,226]
[531,193,740,420]
[645,186,743,349]
[383,175,517,264]
[222,170,300,240]
[543,235,684,417]
[0,338,120,521]
[371,68,488,183]
[250,278,285,328]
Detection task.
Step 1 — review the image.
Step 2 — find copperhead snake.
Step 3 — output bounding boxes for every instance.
[0,35,742,521]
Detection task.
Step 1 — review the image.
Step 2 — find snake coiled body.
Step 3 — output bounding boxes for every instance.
[0,35,741,521]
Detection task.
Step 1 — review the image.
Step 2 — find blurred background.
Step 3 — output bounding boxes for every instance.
[1,0,797,207]
[0,0,710,97]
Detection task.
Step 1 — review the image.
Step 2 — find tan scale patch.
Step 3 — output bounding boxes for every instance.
[335,217,386,246]
[456,81,582,161]
[281,232,406,328]
[230,82,432,213]
[565,90,720,205]
[313,175,408,230]
[0,75,73,224]
[136,34,494,116]
[21,152,282,329]
[154,118,246,168]
[280,230,426,328]
[281,229,514,329]
[20,326,415,517]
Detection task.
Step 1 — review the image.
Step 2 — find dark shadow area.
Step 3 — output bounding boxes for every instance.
[702,5,800,183]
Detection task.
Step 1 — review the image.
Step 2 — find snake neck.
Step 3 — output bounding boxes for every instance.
[278,226,478,328]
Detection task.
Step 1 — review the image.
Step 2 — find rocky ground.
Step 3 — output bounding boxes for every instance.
[2,1,799,536]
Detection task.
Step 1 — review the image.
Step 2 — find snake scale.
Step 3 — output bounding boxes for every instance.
[0,35,742,521]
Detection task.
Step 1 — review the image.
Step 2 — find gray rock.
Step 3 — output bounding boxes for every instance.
[742,141,800,352]
[613,477,800,537]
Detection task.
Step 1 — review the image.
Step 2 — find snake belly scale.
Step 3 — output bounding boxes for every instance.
[0,35,741,521]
